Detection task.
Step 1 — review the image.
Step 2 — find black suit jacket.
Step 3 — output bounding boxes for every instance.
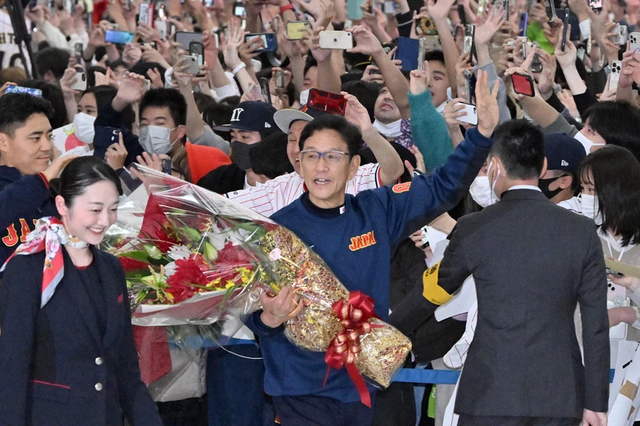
[0,246,162,426]
[391,189,609,419]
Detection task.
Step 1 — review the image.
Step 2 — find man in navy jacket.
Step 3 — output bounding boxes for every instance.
[246,71,500,425]
[0,94,74,270]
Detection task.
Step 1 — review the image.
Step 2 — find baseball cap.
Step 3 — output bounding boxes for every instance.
[273,105,331,133]
[544,133,587,173]
[214,101,278,135]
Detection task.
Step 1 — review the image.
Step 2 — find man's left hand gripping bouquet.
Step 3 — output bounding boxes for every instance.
[103,166,411,403]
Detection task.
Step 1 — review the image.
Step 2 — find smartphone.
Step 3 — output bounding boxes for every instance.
[458,3,467,26]
[393,37,420,71]
[561,9,570,51]
[245,33,278,52]
[5,86,43,97]
[464,69,476,104]
[512,73,535,96]
[454,102,478,125]
[155,20,168,41]
[275,70,286,88]
[383,1,395,14]
[64,0,73,13]
[422,35,442,51]
[74,42,83,63]
[518,37,528,59]
[610,60,622,90]
[577,46,586,61]
[175,31,204,50]
[286,20,310,40]
[545,0,557,26]
[588,0,602,12]
[630,32,640,52]
[462,24,475,57]
[156,3,167,20]
[318,31,353,50]
[307,89,347,115]
[259,77,272,105]
[181,55,200,74]
[518,12,528,37]
[204,0,214,6]
[71,69,88,91]
[613,24,628,45]
[233,2,245,16]
[138,2,154,26]
[502,0,510,20]
[418,37,428,71]
[189,41,205,66]
[161,157,172,174]
[144,79,151,91]
[105,30,134,44]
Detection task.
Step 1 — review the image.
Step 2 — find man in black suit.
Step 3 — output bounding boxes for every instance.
[390,120,609,426]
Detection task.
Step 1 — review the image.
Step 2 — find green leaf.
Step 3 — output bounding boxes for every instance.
[119,251,151,263]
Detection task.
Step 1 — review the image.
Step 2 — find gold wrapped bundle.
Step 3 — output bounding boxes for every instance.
[259,227,412,388]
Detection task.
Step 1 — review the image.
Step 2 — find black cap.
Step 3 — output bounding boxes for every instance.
[545,133,587,173]
[214,101,278,135]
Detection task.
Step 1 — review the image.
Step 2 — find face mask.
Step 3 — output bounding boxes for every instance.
[299,89,310,106]
[435,87,453,114]
[469,176,493,208]
[580,193,601,224]
[538,176,565,200]
[372,119,403,138]
[139,125,178,155]
[574,131,605,155]
[73,113,96,144]
[231,140,253,171]
[487,159,501,204]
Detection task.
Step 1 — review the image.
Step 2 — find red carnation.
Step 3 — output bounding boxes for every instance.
[217,241,253,266]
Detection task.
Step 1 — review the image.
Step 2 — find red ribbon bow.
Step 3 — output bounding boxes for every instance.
[323,291,382,408]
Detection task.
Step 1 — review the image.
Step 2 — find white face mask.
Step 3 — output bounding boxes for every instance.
[487,159,501,204]
[469,176,493,208]
[580,193,602,225]
[574,131,605,155]
[372,118,402,138]
[139,125,179,155]
[299,89,310,106]
[73,113,96,144]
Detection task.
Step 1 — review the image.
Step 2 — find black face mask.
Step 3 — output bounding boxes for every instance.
[538,176,566,200]
[230,141,253,171]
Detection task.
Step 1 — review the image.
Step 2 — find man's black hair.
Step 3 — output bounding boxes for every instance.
[424,50,445,65]
[86,65,107,88]
[0,93,54,137]
[19,80,67,129]
[490,119,545,180]
[34,47,70,80]
[303,57,318,79]
[250,132,294,179]
[577,145,640,246]
[584,101,640,162]
[193,92,216,114]
[139,88,187,127]
[128,62,167,85]
[341,81,381,123]
[299,114,362,158]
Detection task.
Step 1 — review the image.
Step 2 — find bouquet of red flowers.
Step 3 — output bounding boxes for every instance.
[105,167,411,401]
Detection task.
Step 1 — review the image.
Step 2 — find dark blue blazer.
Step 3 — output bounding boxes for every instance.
[0,246,162,426]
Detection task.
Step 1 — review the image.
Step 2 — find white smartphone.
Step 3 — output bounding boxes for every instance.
[609,60,622,91]
[155,20,167,41]
[181,55,200,75]
[319,31,353,50]
[71,70,88,91]
[454,102,478,125]
[630,32,640,52]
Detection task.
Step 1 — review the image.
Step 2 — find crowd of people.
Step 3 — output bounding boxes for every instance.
[0,0,639,424]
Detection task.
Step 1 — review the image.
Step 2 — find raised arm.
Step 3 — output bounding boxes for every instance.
[428,0,461,98]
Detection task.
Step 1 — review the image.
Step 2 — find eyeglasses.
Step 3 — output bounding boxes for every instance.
[300,150,349,164]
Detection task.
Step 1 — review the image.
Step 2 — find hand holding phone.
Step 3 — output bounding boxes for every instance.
[453,102,478,125]
[560,8,570,51]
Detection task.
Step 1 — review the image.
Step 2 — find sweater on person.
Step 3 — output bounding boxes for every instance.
[0,166,57,272]
[246,127,493,403]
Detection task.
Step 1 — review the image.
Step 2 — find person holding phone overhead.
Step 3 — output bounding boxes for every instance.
[0,157,163,425]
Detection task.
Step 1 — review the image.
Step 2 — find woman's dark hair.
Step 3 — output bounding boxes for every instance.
[128,61,167,85]
[299,114,362,157]
[577,145,640,247]
[19,80,67,128]
[82,85,135,129]
[85,65,107,88]
[584,101,640,162]
[51,157,123,206]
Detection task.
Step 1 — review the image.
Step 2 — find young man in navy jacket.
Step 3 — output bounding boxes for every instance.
[246,71,500,425]
[0,94,75,270]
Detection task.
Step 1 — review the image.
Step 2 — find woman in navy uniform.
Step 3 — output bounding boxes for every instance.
[0,157,162,426]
